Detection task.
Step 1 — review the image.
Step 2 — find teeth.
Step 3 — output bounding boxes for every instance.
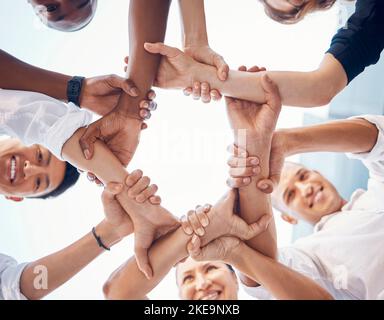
[200,292,219,300]
[10,158,16,180]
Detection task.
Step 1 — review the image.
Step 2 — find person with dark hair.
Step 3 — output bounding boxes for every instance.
[0,137,79,201]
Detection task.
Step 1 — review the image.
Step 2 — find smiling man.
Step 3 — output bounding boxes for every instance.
[227,114,384,299]
[0,138,79,201]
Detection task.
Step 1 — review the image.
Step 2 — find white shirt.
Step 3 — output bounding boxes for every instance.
[0,89,92,159]
[0,89,92,299]
[0,254,28,300]
[244,115,384,300]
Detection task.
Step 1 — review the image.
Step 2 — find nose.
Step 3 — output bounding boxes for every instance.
[23,160,44,179]
[294,181,313,198]
[195,274,211,291]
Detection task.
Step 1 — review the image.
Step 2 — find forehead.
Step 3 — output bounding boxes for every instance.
[265,0,296,11]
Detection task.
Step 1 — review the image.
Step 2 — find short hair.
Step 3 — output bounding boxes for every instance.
[34,162,80,199]
[258,0,337,24]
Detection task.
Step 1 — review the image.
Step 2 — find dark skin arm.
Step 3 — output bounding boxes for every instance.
[79,0,171,166]
[0,49,142,116]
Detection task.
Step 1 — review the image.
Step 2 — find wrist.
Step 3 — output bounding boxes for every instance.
[94,220,123,249]
[183,36,209,49]
[225,241,246,266]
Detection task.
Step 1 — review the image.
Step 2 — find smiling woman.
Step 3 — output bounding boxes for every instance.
[28,0,98,32]
[0,138,79,200]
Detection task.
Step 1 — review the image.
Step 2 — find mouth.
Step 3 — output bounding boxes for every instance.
[199,291,221,300]
[9,156,16,183]
[310,186,324,208]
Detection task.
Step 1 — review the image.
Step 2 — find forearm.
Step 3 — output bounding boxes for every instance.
[20,220,122,300]
[119,0,170,117]
[228,242,333,300]
[62,127,128,184]
[238,135,277,261]
[186,53,347,107]
[0,49,70,101]
[283,118,379,157]
[179,0,208,47]
[103,227,189,299]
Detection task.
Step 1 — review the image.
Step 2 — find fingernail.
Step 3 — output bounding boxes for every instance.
[251,159,258,165]
[144,112,151,120]
[243,177,250,184]
[84,149,91,160]
[149,101,157,111]
[130,88,139,96]
[201,218,209,227]
[183,89,190,96]
[192,235,198,245]
[253,167,259,174]
[194,83,199,89]
[143,102,149,109]
[221,71,227,80]
[261,183,268,189]
[185,226,193,235]
[197,228,204,236]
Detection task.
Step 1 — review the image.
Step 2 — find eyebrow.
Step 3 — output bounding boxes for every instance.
[46,151,52,166]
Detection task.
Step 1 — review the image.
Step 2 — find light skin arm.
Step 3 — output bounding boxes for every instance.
[145,43,348,107]
[62,128,179,280]
[229,242,333,300]
[282,118,379,156]
[103,227,190,300]
[20,219,125,300]
[230,118,380,192]
[189,236,333,300]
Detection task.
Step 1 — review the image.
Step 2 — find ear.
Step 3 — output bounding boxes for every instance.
[5,196,24,202]
[281,213,298,225]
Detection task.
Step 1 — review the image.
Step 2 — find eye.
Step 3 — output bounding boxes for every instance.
[35,177,41,191]
[299,171,308,181]
[37,148,43,164]
[45,4,59,12]
[287,190,295,203]
[182,275,193,284]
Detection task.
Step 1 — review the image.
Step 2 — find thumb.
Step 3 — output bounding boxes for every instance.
[257,179,275,194]
[144,42,180,58]
[260,74,281,110]
[134,243,153,280]
[79,123,101,160]
[232,214,272,240]
[212,53,229,81]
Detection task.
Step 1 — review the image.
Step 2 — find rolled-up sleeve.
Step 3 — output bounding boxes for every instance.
[0,254,28,300]
[327,0,384,83]
[347,115,384,182]
[0,89,92,160]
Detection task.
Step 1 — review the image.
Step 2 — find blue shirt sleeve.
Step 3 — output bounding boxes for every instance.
[327,0,384,83]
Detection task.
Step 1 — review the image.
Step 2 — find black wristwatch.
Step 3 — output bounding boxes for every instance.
[67,76,85,107]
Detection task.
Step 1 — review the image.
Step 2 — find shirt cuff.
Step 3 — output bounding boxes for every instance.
[346,115,384,162]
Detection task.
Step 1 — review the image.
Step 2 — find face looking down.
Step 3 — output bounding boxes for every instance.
[176,257,238,300]
[28,0,98,32]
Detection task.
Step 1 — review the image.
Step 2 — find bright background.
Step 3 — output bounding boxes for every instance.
[0,0,340,299]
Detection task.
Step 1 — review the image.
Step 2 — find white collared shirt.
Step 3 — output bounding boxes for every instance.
[244,115,384,300]
[0,254,28,300]
[0,89,92,159]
